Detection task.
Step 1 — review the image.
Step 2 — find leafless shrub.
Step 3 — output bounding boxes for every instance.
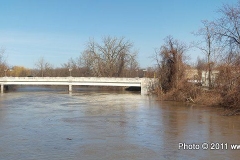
[194,90,222,106]
[162,80,202,102]
[220,86,240,115]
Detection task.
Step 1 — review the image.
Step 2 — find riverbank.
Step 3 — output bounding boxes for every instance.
[155,82,240,116]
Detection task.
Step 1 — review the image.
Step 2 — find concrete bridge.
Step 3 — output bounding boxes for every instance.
[0,77,158,95]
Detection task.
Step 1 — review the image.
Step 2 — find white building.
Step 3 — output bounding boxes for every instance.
[201,70,219,87]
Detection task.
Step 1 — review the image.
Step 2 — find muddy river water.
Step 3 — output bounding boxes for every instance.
[0,87,240,160]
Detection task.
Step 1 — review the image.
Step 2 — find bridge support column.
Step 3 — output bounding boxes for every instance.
[141,78,148,95]
[1,84,4,93]
[141,78,158,95]
[69,84,72,92]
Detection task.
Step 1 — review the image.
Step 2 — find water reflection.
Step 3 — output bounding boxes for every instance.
[0,86,240,160]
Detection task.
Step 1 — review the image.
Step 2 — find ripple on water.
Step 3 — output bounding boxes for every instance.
[1,89,240,160]
[75,143,158,160]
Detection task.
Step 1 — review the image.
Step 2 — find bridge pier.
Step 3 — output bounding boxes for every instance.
[141,78,148,95]
[69,84,72,92]
[1,84,3,93]
[141,78,158,95]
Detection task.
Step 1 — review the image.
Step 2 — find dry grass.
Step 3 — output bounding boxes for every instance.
[157,81,240,116]
[194,90,222,106]
[219,86,240,115]
[160,81,202,102]
[158,80,222,106]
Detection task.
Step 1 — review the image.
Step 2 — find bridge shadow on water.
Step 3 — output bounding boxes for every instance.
[6,86,141,94]
[125,86,141,91]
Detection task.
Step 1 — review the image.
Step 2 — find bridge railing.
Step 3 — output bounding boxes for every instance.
[0,77,143,82]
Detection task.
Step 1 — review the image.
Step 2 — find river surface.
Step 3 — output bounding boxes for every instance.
[0,86,240,160]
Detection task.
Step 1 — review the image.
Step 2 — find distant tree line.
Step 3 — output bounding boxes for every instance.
[0,36,145,78]
[31,37,140,78]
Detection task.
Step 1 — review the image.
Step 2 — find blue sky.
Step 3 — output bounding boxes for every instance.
[0,0,238,68]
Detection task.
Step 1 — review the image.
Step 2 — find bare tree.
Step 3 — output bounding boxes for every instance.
[80,36,138,77]
[214,1,240,49]
[154,36,187,92]
[192,20,220,88]
[0,48,8,77]
[80,48,98,76]
[210,1,240,91]
[195,57,206,81]
[61,58,82,77]
[35,57,52,77]
[125,53,139,77]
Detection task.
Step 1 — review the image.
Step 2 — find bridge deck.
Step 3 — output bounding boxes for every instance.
[0,77,157,95]
[0,77,141,86]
